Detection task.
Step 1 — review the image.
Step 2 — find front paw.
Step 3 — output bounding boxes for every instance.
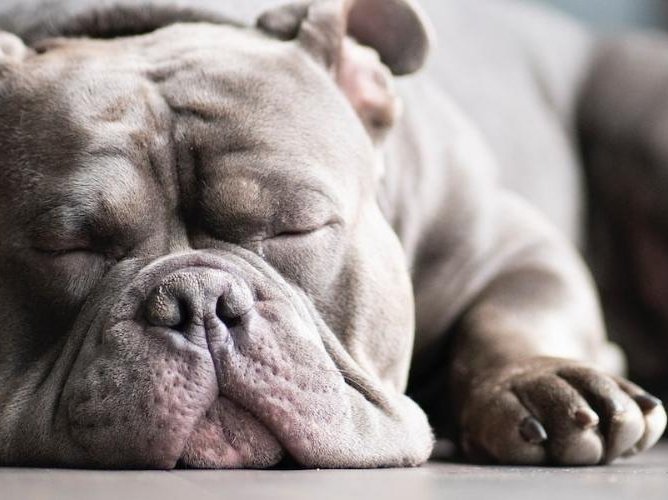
[458,357,667,465]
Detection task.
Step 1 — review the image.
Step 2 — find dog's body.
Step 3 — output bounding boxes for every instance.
[0,0,665,468]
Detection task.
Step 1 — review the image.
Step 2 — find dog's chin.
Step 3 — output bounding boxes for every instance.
[179,396,285,469]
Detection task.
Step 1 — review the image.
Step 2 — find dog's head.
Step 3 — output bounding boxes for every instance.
[0,0,433,468]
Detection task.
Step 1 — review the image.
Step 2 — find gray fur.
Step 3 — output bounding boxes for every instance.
[0,0,665,468]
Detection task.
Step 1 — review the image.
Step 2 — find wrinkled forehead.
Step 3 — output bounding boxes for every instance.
[4,22,373,210]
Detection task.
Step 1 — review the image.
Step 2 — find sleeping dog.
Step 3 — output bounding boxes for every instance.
[0,0,664,468]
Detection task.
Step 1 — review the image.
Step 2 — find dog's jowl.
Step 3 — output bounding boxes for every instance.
[0,0,665,468]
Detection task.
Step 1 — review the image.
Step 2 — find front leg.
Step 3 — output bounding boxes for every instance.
[449,194,666,465]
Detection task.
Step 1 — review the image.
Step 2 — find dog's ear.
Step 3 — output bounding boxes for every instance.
[258,0,432,75]
[0,32,29,67]
[258,0,433,140]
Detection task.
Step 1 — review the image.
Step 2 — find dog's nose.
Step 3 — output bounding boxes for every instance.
[144,268,253,334]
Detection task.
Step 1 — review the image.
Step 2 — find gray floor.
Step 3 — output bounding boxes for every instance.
[2,443,666,500]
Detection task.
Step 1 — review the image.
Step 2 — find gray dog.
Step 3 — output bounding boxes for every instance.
[0,0,665,468]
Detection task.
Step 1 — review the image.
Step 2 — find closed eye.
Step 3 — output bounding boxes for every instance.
[31,245,122,263]
[270,219,342,240]
[273,227,322,238]
[32,244,95,256]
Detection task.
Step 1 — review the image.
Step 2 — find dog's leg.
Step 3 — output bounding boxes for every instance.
[390,79,667,465]
[441,192,666,465]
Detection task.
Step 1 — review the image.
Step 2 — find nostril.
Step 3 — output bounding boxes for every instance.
[216,296,243,328]
[145,290,188,330]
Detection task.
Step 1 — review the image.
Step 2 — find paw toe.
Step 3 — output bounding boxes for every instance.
[461,390,547,465]
[513,374,605,465]
[604,403,645,462]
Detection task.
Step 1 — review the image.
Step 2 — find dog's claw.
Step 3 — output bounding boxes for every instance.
[634,393,662,414]
[574,408,599,429]
[519,416,548,444]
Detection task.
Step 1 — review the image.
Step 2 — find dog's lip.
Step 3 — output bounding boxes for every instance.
[141,313,283,468]
[178,393,286,469]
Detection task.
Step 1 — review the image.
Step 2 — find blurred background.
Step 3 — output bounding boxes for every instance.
[537,0,668,29]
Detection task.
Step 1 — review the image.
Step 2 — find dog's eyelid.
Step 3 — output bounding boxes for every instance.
[29,227,130,259]
[270,218,342,240]
[272,188,342,227]
[27,203,143,256]
[31,245,99,258]
[29,231,92,253]
[272,209,342,233]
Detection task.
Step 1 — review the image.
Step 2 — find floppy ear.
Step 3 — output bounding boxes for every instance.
[0,32,29,66]
[257,0,433,139]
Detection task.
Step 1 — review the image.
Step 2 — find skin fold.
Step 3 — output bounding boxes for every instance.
[0,0,664,468]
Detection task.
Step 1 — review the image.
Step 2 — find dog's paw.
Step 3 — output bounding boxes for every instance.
[458,357,666,465]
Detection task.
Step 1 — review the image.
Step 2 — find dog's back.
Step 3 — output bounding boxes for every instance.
[420,0,592,244]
